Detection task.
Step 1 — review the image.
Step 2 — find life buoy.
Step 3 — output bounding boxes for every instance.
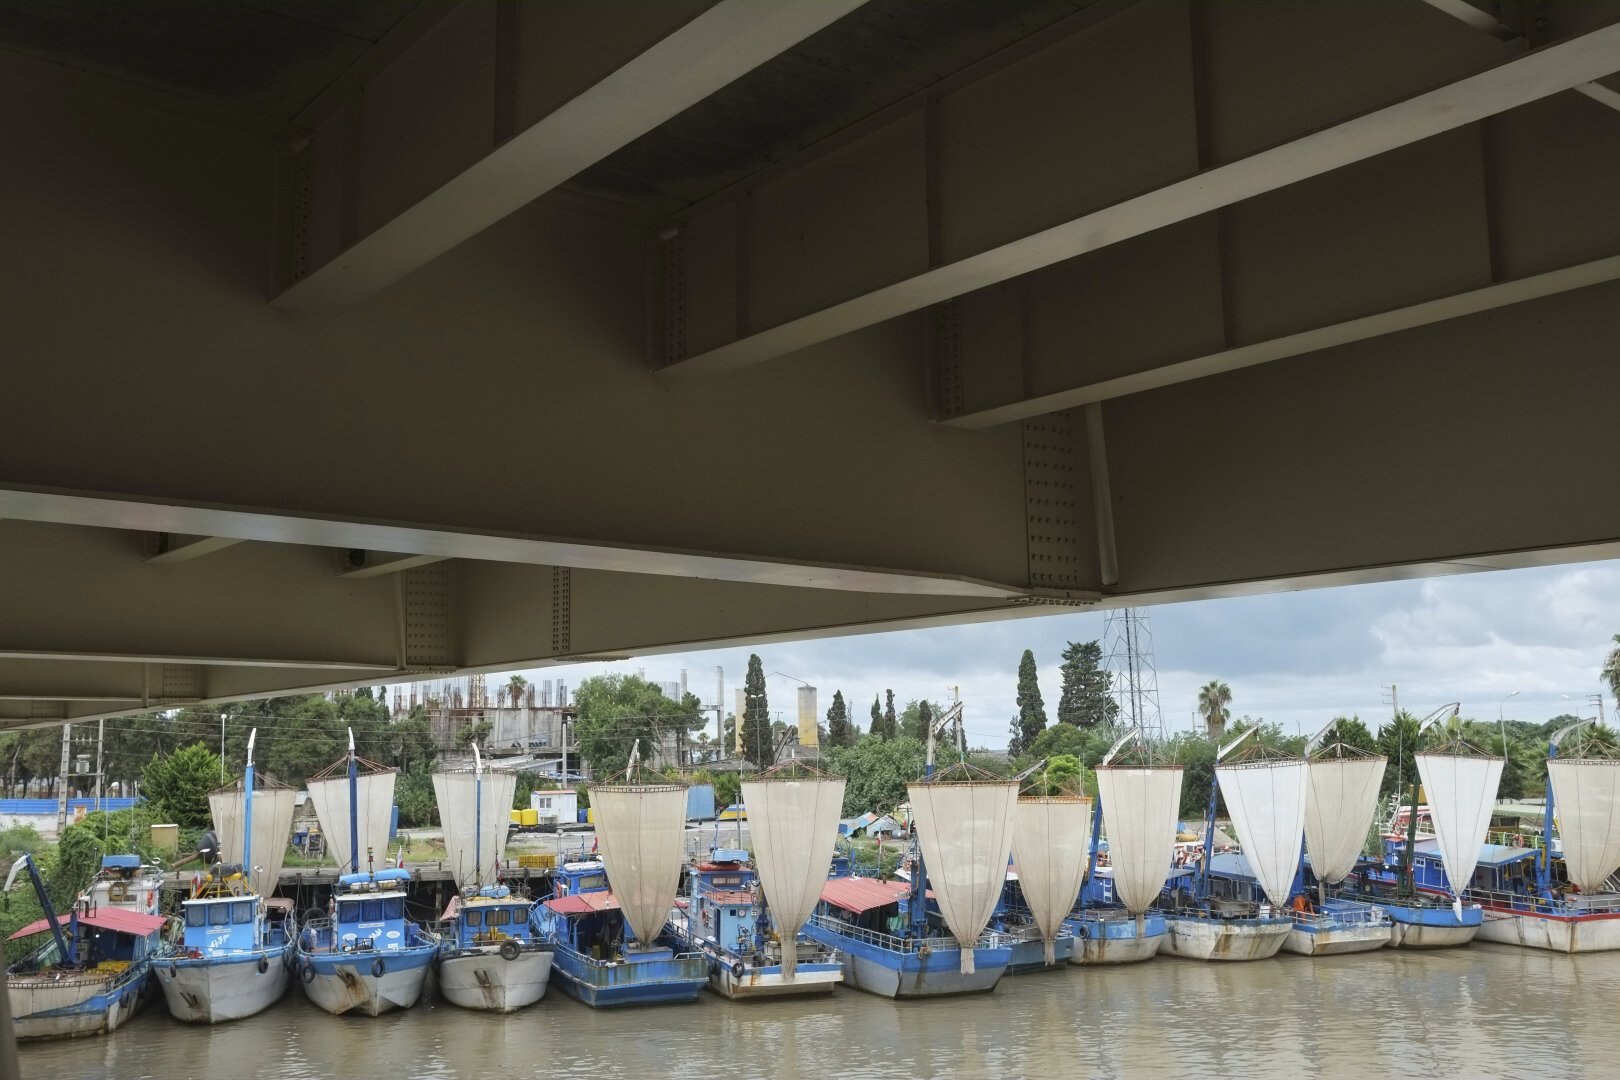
[730,960,744,979]
[300,960,315,984]
[499,939,521,962]
[371,957,386,978]
[257,955,270,974]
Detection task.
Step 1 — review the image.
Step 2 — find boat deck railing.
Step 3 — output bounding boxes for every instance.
[1463,886,1620,917]
[552,941,706,970]
[1066,907,1145,923]
[808,914,1010,955]
[1294,903,1387,929]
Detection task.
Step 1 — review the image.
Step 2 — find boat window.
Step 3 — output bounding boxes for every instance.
[337,901,359,923]
[465,910,482,927]
[209,903,230,926]
[232,902,254,924]
[577,873,606,891]
[383,897,404,920]
[362,899,384,922]
[185,905,206,928]
[487,908,510,926]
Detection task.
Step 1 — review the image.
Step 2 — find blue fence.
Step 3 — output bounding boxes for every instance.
[0,798,139,815]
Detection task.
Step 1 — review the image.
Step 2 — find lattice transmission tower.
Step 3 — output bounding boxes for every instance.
[1103,607,1165,742]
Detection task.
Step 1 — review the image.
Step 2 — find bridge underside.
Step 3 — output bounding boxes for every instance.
[2,0,1618,725]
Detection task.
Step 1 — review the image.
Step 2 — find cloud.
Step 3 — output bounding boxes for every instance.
[492,561,1620,752]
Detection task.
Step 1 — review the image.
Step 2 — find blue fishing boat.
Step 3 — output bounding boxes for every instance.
[295,732,438,1015]
[993,871,1076,971]
[534,857,707,1006]
[154,730,297,1022]
[666,848,843,998]
[1161,730,1292,961]
[1208,853,1390,955]
[434,749,553,1012]
[1348,837,1484,946]
[5,853,166,1040]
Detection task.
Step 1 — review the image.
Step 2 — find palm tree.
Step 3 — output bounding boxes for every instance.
[508,674,529,708]
[1197,680,1232,739]
[1604,634,1620,714]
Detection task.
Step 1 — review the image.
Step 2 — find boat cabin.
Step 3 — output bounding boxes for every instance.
[324,868,413,953]
[449,885,535,949]
[180,894,263,955]
[683,850,758,953]
[816,877,913,937]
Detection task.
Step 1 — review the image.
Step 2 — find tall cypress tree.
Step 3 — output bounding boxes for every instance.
[826,690,852,748]
[884,690,897,741]
[1011,649,1047,755]
[870,694,884,741]
[1057,640,1118,729]
[741,653,771,768]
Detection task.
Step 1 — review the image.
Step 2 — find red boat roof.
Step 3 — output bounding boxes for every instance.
[543,891,620,915]
[820,877,908,915]
[9,908,166,941]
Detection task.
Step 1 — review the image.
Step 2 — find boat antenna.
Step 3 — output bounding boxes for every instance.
[244,728,257,893]
[473,740,484,892]
[346,727,360,875]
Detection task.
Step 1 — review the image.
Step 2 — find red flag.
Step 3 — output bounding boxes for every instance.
[590,835,599,854]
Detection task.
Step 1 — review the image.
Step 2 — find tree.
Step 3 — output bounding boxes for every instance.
[458,719,494,749]
[395,765,438,828]
[1197,680,1232,739]
[1043,754,1086,796]
[1010,650,1047,756]
[1025,722,1091,763]
[508,674,529,708]
[898,699,943,742]
[1604,633,1620,710]
[821,735,926,817]
[870,695,885,740]
[141,743,222,829]
[573,673,700,777]
[1376,710,1421,800]
[826,690,853,748]
[740,654,772,769]
[1057,640,1118,730]
[883,690,897,741]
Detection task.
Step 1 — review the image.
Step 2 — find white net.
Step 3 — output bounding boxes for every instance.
[433,769,518,890]
[307,770,398,873]
[1415,753,1503,897]
[1094,767,1183,914]
[741,777,846,979]
[1010,797,1093,965]
[1548,759,1620,893]
[1217,759,1309,908]
[907,782,1018,973]
[589,784,687,946]
[208,785,296,897]
[1304,756,1387,884]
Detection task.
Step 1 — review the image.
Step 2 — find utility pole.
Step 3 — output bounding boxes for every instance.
[56,723,72,836]
[220,713,227,781]
[94,717,105,813]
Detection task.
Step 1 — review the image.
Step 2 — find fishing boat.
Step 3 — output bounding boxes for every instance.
[154,730,297,1022]
[666,769,844,998]
[1000,785,1090,972]
[434,748,553,1012]
[1462,718,1620,952]
[1281,723,1392,955]
[1161,729,1293,961]
[534,769,706,1006]
[807,770,1015,996]
[1067,732,1180,964]
[5,853,166,1040]
[295,732,438,1015]
[1346,705,1483,947]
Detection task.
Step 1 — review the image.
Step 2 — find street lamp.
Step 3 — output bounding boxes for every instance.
[1498,690,1519,757]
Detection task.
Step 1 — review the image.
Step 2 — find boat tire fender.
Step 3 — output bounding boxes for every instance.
[499,939,521,962]
[300,960,315,984]
[731,960,744,979]
[169,959,178,977]
[372,957,386,978]
[257,955,270,974]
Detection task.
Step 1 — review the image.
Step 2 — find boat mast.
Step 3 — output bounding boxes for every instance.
[3,854,71,967]
[346,727,360,875]
[1538,717,1596,894]
[1201,728,1256,901]
[1397,706,1455,898]
[244,728,256,894]
[473,741,484,892]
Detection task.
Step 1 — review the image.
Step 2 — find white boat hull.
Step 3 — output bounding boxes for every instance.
[1070,932,1163,965]
[438,949,553,1012]
[709,964,842,999]
[9,974,149,1041]
[1282,923,1391,956]
[1162,917,1289,962]
[301,961,431,1016]
[1475,910,1620,953]
[155,954,290,1023]
[1386,920,1479,949]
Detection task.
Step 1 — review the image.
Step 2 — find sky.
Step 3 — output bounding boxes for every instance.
[500,560,1620,751]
